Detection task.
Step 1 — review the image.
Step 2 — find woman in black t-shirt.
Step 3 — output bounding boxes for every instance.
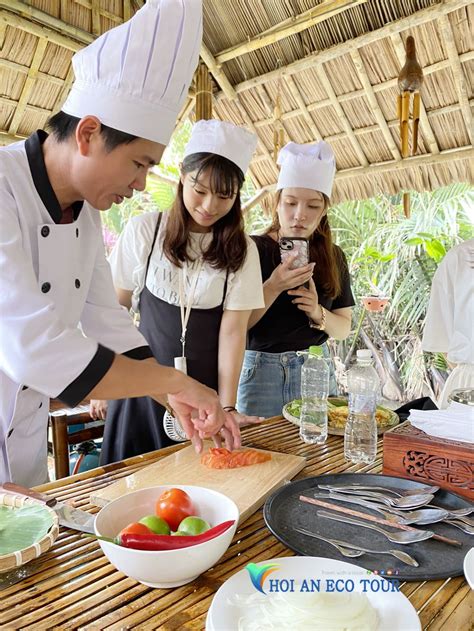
[237,141,355,418]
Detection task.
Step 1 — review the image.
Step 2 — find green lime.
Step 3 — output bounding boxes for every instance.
[177,516,211,536]
[171,531,188,536]
[139,515,170,535]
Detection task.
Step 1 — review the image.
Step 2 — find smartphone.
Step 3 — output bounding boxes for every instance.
[278,237,310,270]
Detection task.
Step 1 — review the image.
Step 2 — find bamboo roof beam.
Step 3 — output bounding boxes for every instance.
[0,58,65,86]
[200,43,235,102]
[438,15,472,145]
[0,95,50,117]
[216,0,471,99]
[391,34,439,155]
[215,0,367,65]
[285,75,323,141]
[259,146,473,189]
[318,65,369,166]
[350,49,401,160]
[242,188,271,213]
[0,8,87,51]
[175,96,196,128]
[8,37,48,135]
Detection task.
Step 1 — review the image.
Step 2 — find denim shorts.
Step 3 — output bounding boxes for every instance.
[237,344,338,419]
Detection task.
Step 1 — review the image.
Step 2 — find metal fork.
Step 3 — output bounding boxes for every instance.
[294,527,419,567]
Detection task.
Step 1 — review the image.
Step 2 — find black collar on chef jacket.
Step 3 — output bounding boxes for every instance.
[25,130,84,224]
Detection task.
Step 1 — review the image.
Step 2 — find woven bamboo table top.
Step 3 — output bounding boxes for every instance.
[1,417,472,630]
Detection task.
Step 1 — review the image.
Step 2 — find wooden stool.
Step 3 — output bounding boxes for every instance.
[49,411,105,479]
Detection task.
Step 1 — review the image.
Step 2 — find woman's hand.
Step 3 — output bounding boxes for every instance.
[228,410,265,428]
[287,278,322,323]
[267,255,315,295]
[90,399,108,420]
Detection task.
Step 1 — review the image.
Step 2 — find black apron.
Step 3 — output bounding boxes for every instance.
[101,215,228,464]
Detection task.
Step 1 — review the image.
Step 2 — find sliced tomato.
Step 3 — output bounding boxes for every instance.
[155,488,196,531]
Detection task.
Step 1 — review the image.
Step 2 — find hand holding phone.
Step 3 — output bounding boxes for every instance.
[278,237,310,270]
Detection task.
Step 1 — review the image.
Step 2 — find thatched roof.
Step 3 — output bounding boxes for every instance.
[1,0,472,204]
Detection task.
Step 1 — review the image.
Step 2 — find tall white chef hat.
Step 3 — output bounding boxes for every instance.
[183,120,258,174]
[276,141,336,197]
[62,0,202,145]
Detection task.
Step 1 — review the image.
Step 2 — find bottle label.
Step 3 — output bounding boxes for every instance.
[348,393,377,415]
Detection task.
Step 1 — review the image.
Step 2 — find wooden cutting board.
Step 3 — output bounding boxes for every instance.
[90,444,306,523]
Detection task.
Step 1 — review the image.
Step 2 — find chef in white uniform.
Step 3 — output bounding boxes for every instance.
[422,238,474,408]
[0,0,237,487]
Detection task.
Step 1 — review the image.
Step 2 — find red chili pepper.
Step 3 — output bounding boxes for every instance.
[87,519,236,551]
[117,519,235,550]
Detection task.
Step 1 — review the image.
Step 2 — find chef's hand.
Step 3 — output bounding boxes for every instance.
[267,254,315,294]
[166,375,231,451]
[90,399,108,420]
[287,277,320,319]
[192,411,241,452]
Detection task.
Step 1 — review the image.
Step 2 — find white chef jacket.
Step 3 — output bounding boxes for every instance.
[422,238,474,407]
[0,131,151,486]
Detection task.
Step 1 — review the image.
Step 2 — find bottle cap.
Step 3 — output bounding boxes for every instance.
[309,345,323,357]
[356,349,372,359]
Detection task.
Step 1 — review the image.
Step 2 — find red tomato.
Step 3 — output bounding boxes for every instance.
[155,488,196,531]
[119,522,152,537]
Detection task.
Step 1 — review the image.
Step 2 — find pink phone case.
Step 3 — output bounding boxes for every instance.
[279,237,310,270]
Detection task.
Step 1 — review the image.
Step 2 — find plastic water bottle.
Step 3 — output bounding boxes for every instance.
[344,349,380,464]
[299,346,329,444]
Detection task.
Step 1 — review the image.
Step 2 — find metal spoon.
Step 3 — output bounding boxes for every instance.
[324,488,434,510]
[315,492,449,526]
[295,528,418,567]
[320,483,439,497]
[318,510,434,544]
[294,528,364,558]
[445,519,474,535]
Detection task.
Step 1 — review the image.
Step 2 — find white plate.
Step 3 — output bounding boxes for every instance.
[463,548,474,589]
[206,556,420,631]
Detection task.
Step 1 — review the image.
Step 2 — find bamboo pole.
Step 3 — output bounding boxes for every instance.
[403,192,410,218]
[215,0,367,64]
[412,93,421,155]
[400,91,410,159]
[195,63,212,121]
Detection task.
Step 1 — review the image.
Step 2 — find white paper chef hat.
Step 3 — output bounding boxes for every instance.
[62,0,202,145]
[276,141,336,197]
[183,120,258,174]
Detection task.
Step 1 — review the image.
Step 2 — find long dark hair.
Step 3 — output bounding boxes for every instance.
[162,153,247,273]
[266,191,342,298]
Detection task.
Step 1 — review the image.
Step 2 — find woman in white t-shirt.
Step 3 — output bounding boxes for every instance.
[96,121,265,463]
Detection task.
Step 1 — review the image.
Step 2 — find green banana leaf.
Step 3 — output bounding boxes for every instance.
[0,504,54,555]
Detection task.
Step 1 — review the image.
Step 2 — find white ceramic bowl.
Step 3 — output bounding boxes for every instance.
[94,485,239,588]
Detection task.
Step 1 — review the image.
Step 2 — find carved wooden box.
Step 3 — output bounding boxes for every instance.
[383,421,474,500]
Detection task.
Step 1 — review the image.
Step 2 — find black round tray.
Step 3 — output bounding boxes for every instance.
[263,473,473,582]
